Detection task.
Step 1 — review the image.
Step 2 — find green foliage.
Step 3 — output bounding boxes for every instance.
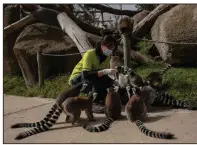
[136,64,197,106]
[4,74,71,99]
[4,75,26,96]
[136,40,154,55]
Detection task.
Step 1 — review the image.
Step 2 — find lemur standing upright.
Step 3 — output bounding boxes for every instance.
[125,87,175,139]
[83,86,122,132]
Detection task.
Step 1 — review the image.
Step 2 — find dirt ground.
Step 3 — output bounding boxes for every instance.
[3,95,197,143]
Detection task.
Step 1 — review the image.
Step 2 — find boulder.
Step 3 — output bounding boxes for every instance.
[4,5,21,75]
[133,10,150,26]
[14,23,81,87]
[151,5,197,65]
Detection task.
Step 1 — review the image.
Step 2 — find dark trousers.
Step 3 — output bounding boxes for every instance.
[70,72,114,103]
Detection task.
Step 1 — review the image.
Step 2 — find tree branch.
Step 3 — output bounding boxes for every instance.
[4,14,37,35]
[133,4,177,38]
[86,4,141,16]
[4,5,113,36]
[60,5,110,35]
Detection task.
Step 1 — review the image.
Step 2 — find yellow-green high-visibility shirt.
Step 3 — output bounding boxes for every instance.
[68,49,110,85]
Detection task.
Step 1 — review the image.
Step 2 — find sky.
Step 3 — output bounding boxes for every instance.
[75,4,138,28]
[91,4,138,28]
[106,4,137,10]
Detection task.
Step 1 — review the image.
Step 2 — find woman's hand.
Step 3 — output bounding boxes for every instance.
[98,69,118,77]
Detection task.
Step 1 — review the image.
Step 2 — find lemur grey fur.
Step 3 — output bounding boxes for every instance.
[145,64,172,89]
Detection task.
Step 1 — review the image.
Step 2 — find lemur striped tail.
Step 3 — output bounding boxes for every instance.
[135,120,174,139]
[155,92,188,108]
[11,104,58,128]
[83,117,114,132]
[160,64,171,75]
[15,107,62,140]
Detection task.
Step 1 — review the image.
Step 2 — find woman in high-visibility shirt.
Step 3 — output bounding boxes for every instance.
[68,35,118,111]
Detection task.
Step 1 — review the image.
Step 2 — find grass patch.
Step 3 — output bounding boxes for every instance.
[4,64,197,106]
[4,74,71,99]
[136,38,154,55]
[135,64,197,106]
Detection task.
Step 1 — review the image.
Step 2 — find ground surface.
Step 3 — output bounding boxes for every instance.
[4,95,197,143]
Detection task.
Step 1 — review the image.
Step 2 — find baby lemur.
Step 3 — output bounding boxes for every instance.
[83,86,122,132]
[125,87,174,139]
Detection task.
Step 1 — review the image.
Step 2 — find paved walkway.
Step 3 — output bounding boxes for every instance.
[3,95,197,143]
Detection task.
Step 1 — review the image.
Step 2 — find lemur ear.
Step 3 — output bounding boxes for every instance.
[126,85,130,90]
[80,83,88,92]
[132,88,136,93]
[114,86,119,92]
[92,93,98,102]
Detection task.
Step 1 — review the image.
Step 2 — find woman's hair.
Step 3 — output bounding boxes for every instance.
[100,35,117,50]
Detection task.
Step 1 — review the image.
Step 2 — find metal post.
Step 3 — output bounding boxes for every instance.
[37,49,44,87]
[122,33,131,71]
[118,17,134,71]
[101,11,104,27]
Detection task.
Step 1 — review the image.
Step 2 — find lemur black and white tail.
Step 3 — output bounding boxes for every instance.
[154,92,197,109]
[160,64,171,75]
[135,120,174,139]
[15,106,62,140]
[11,104,58,128]
[83,117,114,132]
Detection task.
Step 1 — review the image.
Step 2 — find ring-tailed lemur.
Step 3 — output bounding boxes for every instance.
[133,85,197,110]
[153,92,197,110]
[145,64,172,89]
[126,85,157,112]
[127,68,144,87]
[110,55,123,70]
[14,91,96,140]
[125,87,174,139]
[83,86,122,132]
[11,82,86,129]
[11,82,92,139]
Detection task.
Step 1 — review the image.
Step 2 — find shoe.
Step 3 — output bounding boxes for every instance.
[92,102,106,114]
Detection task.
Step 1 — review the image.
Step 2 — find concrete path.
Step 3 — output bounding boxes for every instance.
[4,95,197,143]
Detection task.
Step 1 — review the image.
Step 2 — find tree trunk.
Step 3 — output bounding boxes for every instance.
[60,5,112,36]
[57,12,93,56]
[57,12,152,64]
[4,14,36,35]
[86,4,141,16]
[14,49,36,88]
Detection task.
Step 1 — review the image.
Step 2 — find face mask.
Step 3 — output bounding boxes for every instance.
[102,46,113,56]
